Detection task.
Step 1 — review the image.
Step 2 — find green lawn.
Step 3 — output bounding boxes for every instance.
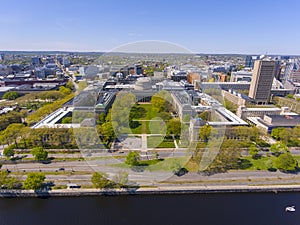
[110,156,190,172]
[133,104,159,120]
[147,136,175,148]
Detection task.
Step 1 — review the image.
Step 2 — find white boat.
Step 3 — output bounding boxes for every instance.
[285,206,296,212]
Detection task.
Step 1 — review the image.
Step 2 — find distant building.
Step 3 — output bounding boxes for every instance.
[248,60,278,104]
[0,53,5,61]
[35,68,46,79]
[245,55,259,68]
[230,71,252,82]
[32,56,42,66]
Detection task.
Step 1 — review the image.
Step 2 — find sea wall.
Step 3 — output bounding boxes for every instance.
[2,185,300,197]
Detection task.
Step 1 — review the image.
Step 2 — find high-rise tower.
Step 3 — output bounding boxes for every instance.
[248,59,277,104]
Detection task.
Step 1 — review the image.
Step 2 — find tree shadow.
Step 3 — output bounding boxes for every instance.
[174,168,188,176]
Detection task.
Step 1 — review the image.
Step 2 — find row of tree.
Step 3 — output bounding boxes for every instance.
[0,125,77,149]
[0,171,46,190]
[271,126,300,147]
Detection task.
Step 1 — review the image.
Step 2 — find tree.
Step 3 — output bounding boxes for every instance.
[91,172,110,189]
[157,112,171,121]
[23,172,45,190]
[249,144,259,159]
[198,111,211,121]
[3,146,14,158]
[3,123,26,148]
[31,147,48,161]
[199,125,217,143]
[66,81,75,91]
[274,153,298,172]
[0,171,21,189]
[167,118,181,136]
[151,96,166,112]
[112,171,129,188]
[125,151,140,166]
[98,113,106,125]
[271,127,285,140]
[100,122,115,143]
[59,86,72,96]
[2,91,19,100]
[62,117,72,124]
[169,160,182,174]
[270,142,289,157]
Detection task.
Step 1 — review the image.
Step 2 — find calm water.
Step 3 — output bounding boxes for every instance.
[0,192,299,225]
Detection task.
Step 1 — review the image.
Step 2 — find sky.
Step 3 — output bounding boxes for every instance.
[0,0,300,54]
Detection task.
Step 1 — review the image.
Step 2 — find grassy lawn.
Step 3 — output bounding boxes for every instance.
[133,104,159,120]
[240,156,272,170]
[147,136,175,148]
[110,156,190,172]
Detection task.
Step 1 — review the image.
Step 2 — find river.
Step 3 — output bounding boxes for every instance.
[0,192,299,225]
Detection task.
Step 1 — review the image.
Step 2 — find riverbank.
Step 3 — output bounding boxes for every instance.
[2,184,300,197]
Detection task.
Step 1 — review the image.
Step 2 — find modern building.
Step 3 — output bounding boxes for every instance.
[248,60,278,104]
[247,115,300,133]
[245,55,259,68]
[230,71,253,82]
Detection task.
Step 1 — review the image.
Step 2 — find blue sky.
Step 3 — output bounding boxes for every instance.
[0,0,299,54]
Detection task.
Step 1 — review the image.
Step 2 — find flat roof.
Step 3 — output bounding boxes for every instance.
[0,86,15,92]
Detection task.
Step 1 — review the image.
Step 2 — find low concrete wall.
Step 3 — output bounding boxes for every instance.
[2,185,300,198]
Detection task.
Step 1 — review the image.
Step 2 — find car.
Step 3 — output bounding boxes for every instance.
[58,167,65,171]
[118,151,125,154]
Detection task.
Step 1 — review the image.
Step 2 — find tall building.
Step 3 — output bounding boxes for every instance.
[245,55,259,68]
[248,59,278,104]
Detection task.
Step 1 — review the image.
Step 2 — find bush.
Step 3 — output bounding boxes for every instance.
[23,172,45,190]
[31,147,48,161]
[274,153,298,172]
[2,91,19,100]
[125,151,140,166]
[91,172,111,189]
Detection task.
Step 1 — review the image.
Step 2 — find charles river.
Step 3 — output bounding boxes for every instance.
[0,192,299,225]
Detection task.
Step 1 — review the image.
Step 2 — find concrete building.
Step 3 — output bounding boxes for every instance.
[248,60,278,104]
[247,115,300,133]
[196,81,251,92]
[230,71,253,82]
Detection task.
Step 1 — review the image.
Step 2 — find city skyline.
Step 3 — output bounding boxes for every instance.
[1,0,300,54]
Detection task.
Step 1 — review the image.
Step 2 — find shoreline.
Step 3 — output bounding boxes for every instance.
[2,185,300,197]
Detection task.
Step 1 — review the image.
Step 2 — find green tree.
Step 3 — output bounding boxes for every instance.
[169,159,182,174]
[151,96,166,112]
[270,142,289,157]
[91,172,110,189]
[199,125,217,143]
[271,127,285,140]
[2,91,19,100]
[125,151,140,166]
[249,144,260,159]
[3,146,14,158]
[274,153,298,172]
[23,172,46,190]
[198,111,211,121]
[0,171,21,189]
[31,147,48,161]
[3,123,26,148]
[98,113,106,125]
[59,86,72,96]
[167,118,182,136]
[100,122,115,143]
[62,117,72,124]
[112,171,129,188]
[66,81,75,91]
